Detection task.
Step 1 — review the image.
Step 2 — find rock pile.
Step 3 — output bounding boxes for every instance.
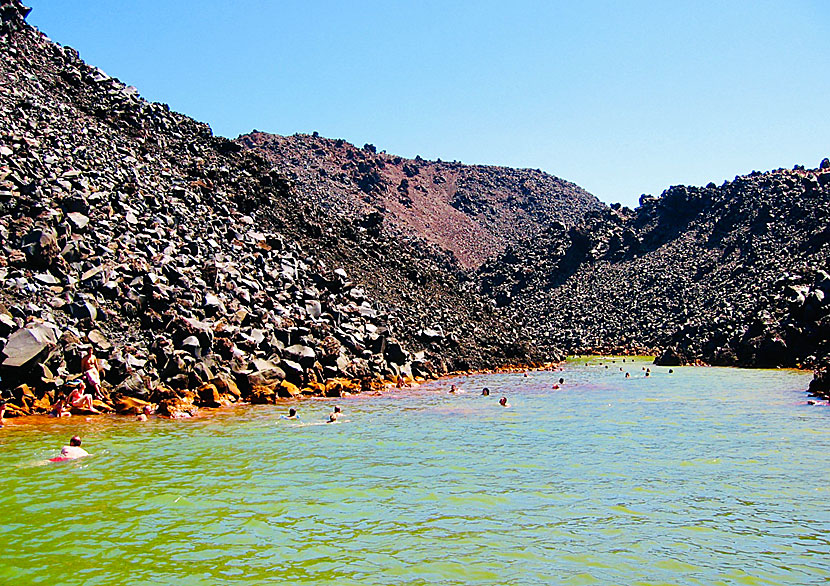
[0,0,544,419]
[238,131,602,269]
[478,165,830,369]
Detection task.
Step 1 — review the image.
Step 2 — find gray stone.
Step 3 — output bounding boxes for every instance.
[2,324,58,367]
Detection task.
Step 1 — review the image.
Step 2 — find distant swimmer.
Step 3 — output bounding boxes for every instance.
[449,384,458,394]
[625,372,630,378]
[281,407,300,420]
[53,436,89,461]
[558,378,564,384]
[552,384,560,390]
[136,405,154,421]
[328,405,341,423]
[499,396,510,408]
[668,369,674,374]
[481,387,490,396]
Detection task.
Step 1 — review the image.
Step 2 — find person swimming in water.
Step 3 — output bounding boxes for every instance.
[499,396,510,407]
[281,407,300,420]
[136,405,154,421]
[328,405,341,423]
[481,387,490,396]
[60,436,89,460]
[449,384,458,394]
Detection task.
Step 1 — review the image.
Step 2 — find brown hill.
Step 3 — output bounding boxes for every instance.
[237,131,602,269]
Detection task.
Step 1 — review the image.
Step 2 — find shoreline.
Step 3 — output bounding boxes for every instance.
[3,357,820,428]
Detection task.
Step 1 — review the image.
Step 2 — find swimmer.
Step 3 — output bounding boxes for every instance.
[281,407,300,420]
[668,369,674,374]
[498,396,510,408]
[59,436,89,460]
[552,384,560,390]
[558,378,564,384]
[625,372,630,378]
[136,405,153,421]
[645,371,650,377]
[328,405,341,423]
[481,387,490,396]
[449,384,458,394]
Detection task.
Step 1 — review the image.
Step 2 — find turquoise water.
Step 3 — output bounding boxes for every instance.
[1,358,828,585]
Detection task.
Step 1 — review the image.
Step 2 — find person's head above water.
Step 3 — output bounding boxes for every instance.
[70,435,82,447]
[481,387,490,396]
[288,408,296,417]
[333,405,341,413]
[499,397,508,406]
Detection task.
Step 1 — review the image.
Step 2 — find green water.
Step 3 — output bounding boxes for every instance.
[1,358,827,585]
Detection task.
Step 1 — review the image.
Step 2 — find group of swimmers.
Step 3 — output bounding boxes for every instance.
[280,405,342,423]
[449,384,510,407]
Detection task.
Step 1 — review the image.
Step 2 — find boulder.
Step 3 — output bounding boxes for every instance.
[654,347,685,366]
[383,338,409,365]
[279,358,304,386]
[113,395,152,415]
[277,380,301,398]
[197,383,223,407]
[2,324,57,367]
[20,228,59,267]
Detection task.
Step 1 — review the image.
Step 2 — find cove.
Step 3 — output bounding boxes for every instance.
[0,358,827,585]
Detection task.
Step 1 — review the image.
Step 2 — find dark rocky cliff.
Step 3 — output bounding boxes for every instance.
[478,164,830,369]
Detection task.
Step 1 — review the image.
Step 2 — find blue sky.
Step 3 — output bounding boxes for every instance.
[28,1,829,208]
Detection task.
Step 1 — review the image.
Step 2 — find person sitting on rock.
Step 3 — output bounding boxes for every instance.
[50,394,72,417]
[281,407,299,420]
[60,436,89,459]
[66,380,100,414]
[81,346,104,399]
[0,400,5,428]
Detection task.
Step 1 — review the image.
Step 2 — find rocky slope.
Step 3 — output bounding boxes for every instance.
[0,1,546,419]
[478,164,830,368]
[238,131,602,269]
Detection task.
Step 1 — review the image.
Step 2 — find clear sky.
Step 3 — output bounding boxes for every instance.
[27,1,829,208]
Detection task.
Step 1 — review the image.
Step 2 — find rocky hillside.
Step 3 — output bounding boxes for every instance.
[238,131,602,269]
[479,164,830,368]
[0,1,546,418]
